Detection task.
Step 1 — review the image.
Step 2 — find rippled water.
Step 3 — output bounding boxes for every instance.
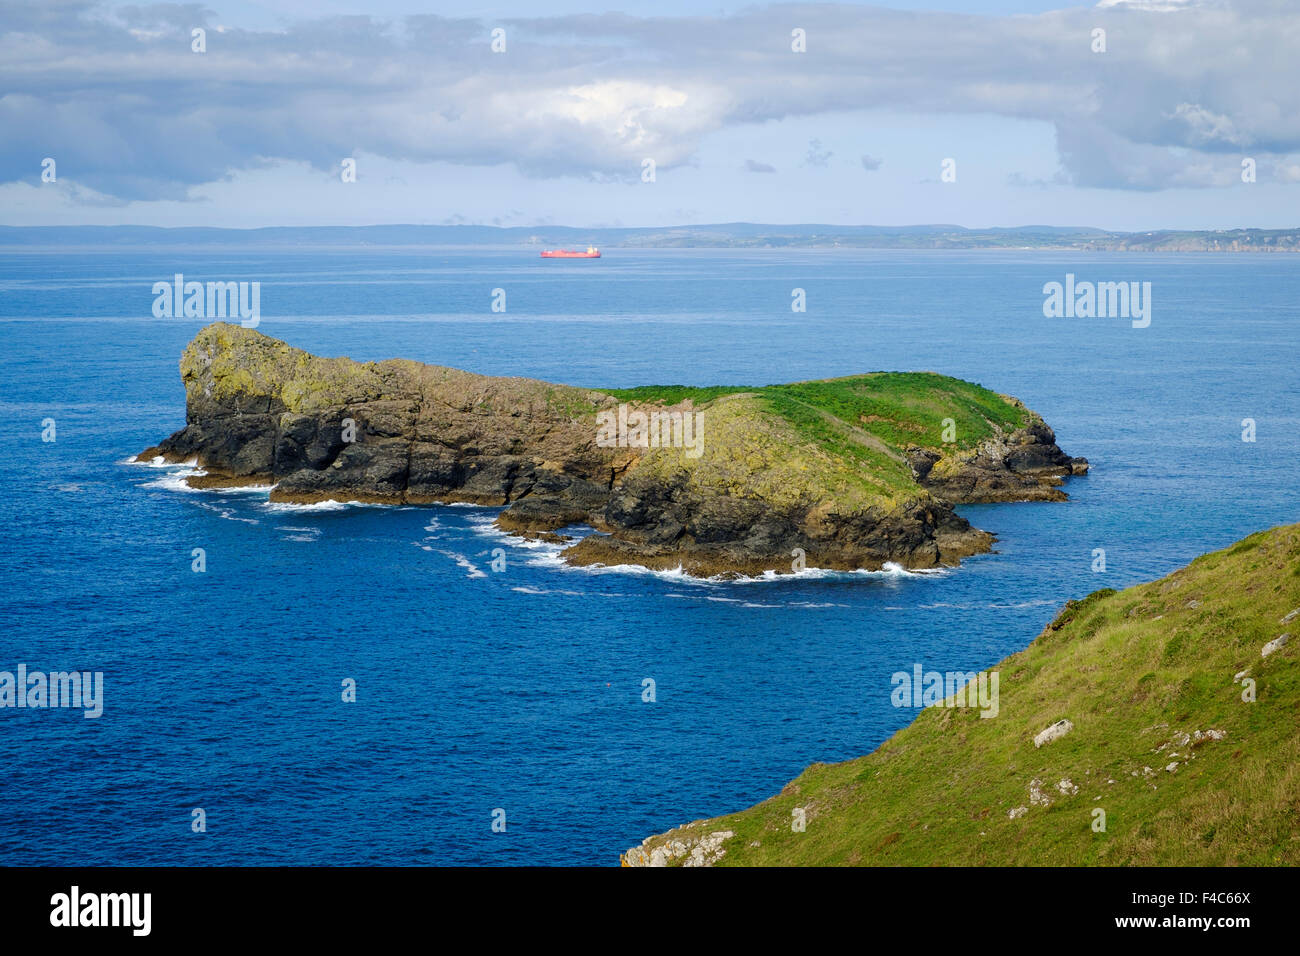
[1,246,1296,864]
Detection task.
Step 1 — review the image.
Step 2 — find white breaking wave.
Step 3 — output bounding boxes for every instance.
[437,549,487,579]
[919,599,1057,611]
[466,510,952,587]
[259,499,394,513]
[138,468,206,494]
[193,500,259,525]
[211,483,274,496]
[665,593,852,609]
[134,459,271,498]
[463,513,577,553]
[554,557,946,586]
[122,454,197,468]
[276,525,322,543]
[725,561,947,584]
[508,585,606,597]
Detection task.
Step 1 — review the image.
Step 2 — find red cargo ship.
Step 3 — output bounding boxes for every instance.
[540,246,601,258]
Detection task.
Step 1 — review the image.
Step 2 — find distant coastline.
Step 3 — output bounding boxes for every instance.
[4,223,1300,252]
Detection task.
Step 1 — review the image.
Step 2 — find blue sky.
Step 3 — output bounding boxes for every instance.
[3,0,1297,230]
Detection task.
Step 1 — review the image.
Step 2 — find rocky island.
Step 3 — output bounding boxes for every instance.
[137,323,1087,576]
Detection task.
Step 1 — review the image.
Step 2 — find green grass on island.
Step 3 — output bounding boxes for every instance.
[604,373,1033,502]
[605,372,1030,453]
[627,523,1300,866]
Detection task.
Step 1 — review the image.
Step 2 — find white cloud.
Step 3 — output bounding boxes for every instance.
[1170,103,1246,147]
[3,0,1299,198]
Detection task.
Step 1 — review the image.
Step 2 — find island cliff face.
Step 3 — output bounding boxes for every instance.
[137,323,1087,576]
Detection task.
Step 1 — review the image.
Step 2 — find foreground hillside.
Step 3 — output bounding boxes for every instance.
[139,323,1085,576]
[624,523,1300,865]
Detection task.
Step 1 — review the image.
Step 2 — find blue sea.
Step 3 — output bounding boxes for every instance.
[1,247,1297,865]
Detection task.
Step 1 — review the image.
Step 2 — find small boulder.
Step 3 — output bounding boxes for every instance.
[1262,633,1290,658]
[684,831,734,867]
[1034,719,1074,748]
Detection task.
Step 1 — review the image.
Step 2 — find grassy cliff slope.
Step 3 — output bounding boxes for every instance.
[624,523,1300,865]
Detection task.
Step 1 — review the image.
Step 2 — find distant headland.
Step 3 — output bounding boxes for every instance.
[7,223,1300,252]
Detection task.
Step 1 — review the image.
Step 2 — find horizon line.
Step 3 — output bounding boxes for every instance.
[4,222,1299,235]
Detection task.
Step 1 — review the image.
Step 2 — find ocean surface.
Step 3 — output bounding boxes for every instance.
[1,246,1297,865]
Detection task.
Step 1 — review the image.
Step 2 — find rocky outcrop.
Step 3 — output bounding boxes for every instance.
[563,483,995,576]
[137,323,630,527]
[622,826,736,867]
[137,324,1087,577]
[905,418,1088,504]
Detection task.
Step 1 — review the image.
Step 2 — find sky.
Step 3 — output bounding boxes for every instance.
[3,0,1298,231]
